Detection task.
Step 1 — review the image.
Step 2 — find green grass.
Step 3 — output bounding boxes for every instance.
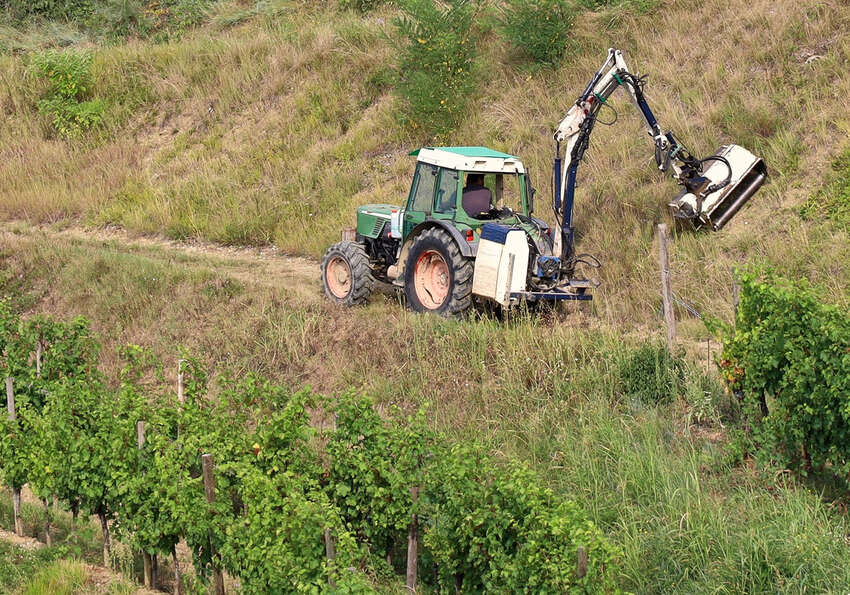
[0,226,848,592]
[802,145,850,231]
[0,540,65,592]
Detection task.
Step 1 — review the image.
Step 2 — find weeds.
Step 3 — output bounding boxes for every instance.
[394,0,480,137]
[801,145,850,231]
[498,0,576,65]
[31,50,103,138]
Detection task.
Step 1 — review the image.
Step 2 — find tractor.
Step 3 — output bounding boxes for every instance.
[321,49,766,315]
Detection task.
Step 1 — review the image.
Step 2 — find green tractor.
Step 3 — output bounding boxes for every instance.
[322,50,768,315]
[321,146,595,315]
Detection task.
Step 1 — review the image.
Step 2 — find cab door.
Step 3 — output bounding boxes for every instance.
[403,162,437,239]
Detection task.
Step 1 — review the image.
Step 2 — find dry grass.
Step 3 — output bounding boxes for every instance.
[1,0,848,327]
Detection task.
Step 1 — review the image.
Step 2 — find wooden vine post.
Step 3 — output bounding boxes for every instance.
[324,528,337,589]
[406,485,419,593]
[137,421,157,589]
[35,342,52,546]
[6,377,23,537]
[576,546,588,579]
[177,359,185,406]
[202,454,225,595]
[657,224,676,351]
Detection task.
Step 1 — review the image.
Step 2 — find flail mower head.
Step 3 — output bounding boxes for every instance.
[668,144,767,231]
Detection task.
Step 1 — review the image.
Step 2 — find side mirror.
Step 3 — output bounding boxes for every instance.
[528,185,536,214]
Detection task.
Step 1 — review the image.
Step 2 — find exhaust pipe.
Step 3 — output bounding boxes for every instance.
[669,145,766,230]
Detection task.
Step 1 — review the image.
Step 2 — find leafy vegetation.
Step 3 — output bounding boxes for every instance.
[31,50,104,138]
[498,0,576,65]
[717,268,850,479]
[0,305,618,591]
[617,340,685,406]
[394,0,481,136]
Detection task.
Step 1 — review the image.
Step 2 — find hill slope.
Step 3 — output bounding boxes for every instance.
[1,0,850,592]
[1,0,849,326]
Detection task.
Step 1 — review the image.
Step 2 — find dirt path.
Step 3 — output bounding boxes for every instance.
[0,527,158,594]
[1,221,323,300]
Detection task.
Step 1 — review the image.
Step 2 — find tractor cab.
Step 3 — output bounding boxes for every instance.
[401,146,538,242]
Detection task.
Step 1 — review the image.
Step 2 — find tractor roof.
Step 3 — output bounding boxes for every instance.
[411,146,525,174]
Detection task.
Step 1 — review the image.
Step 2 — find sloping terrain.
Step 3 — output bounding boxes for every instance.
[1,0,850,592]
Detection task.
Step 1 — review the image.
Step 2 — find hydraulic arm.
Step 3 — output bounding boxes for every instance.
[552,48,766,270]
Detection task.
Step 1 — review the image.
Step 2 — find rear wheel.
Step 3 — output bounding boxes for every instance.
[404,228,473,315]
[321,241,374,305]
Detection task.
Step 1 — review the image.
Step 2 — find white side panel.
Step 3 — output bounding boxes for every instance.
[496,231,529,304]
[473,232,529,305]
[472,239,502,300]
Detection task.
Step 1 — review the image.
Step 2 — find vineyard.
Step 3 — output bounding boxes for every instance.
[0,301,617,593]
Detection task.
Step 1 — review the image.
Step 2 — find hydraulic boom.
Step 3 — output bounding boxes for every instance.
[552,48,766,270]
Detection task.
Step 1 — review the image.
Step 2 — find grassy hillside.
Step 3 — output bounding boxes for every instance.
[1,0,850,592]
[2,0,850,325]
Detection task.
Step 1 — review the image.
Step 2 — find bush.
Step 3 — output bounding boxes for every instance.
[498,0,576,65]
[31,50,104,138]
[394,0,480,137]
[617,341,685,405]
[2,0,93,20]
[423,444,620,592]
[338,0,385,11]
[717,269,850,476]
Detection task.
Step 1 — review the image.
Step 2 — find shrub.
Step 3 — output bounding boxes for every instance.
[423,444,620,592]
[498,0,576,65]
[2,0,93,20]
[617,341,685,405]
[31,50,104,138]
[717,268,850,476]
[338,0,385,11]
[394,0,480,137]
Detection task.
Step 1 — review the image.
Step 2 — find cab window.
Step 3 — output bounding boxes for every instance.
[483,173,524,212]
[408,163,437,214]
[434,168,459,215]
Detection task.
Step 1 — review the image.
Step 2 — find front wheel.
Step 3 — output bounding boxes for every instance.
[403,228,473,316]
[321,241,374,305]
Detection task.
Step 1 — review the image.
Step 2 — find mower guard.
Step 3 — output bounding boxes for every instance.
[669,144,766,231]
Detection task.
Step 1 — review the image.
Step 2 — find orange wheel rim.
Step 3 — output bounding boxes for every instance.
[414,250,449,309]
[326,256,352,298]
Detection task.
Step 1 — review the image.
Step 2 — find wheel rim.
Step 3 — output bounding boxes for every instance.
[326,256,352,299]
[414,250,450,309]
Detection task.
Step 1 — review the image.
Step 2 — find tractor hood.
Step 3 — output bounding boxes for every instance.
[356,204,399,239]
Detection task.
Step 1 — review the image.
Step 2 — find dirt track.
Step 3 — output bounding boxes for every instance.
[0,221,324,302]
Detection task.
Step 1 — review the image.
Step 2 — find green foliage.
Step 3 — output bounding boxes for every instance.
[394,0,480,137]
[576,0,658,11]
[0,303,620,591]
[1,0,93,20]
[31,50,104,138]
[717,268,850,477]
[423,443,620,592]
[617,341,685,405]
[498,0,576,65]
[326,393,424,566]
[801,145,850,230]
[338,0,385,12]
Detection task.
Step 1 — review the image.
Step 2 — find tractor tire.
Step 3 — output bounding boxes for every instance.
[321,241,374,306]
[403,228,473,316]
